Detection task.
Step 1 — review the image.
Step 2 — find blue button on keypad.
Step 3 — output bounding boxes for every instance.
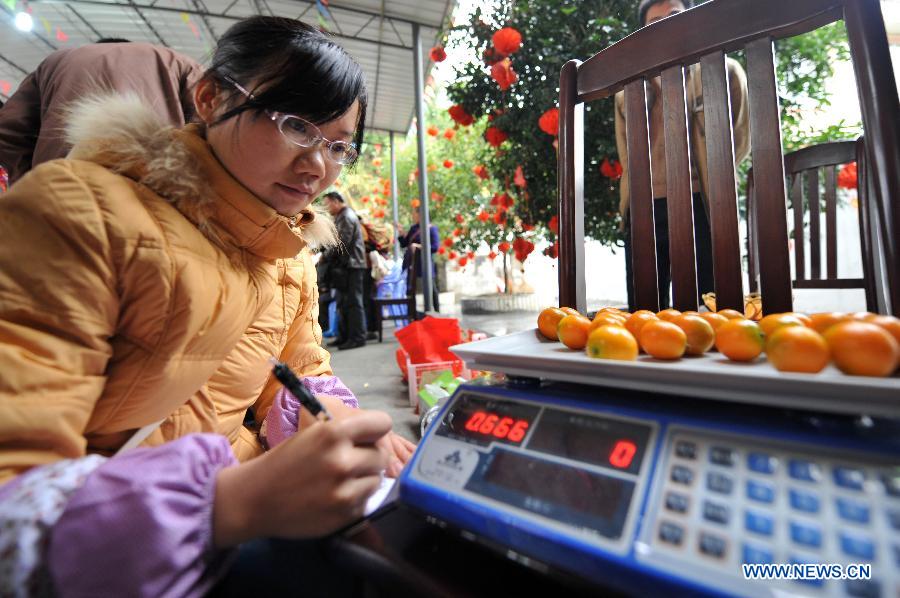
[743,544,773,565]
[745,510,774,536]
[841,533,875,560]
[671,465,694,485]
[707,472,733,495]
[836,498,871,524]
[789,489,820,513]
[834,466,866,490]
[747,452,777,474]
[790,521,822,548]
[844,579,881,598]
[703,501,730,525]
[747,480,775,504]
[789,459,822,482]
[888,510,900,531]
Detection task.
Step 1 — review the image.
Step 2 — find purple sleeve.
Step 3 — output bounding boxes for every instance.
[263,376,360,449]
[429,224,439,254]
[47,434,239,598]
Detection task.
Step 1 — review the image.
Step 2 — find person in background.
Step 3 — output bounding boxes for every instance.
[0,38,202,185]
[322,191,369,350]
[614,0,750,310]
[0,17,413,596]
[398,208,440,312]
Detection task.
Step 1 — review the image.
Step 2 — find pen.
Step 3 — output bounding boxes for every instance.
[269,358,333,421]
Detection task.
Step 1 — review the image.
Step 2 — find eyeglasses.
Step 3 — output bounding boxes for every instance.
[224,75,358,166]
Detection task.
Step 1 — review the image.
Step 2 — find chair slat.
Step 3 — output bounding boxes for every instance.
[746,38,792,314]
[855,139,878,311]
[792,175,805,280]
[747,171,759,294]
[808,168,821,279]
[557,60,586,312]
[661,65,698,311]
[700,51,744,311]
[624,79,659,311]
[825,165,838,278]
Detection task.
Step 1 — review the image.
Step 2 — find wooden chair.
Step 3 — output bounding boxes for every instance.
[557,0,900,317]
[747,138,878,311]
[373,245,420,342]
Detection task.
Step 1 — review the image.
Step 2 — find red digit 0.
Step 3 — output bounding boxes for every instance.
[465,411,486,431]
[609,440,637,469]
[507,420,530,443]
[479,414,499,435]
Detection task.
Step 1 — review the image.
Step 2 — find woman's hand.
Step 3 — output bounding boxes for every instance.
[213,411,392,548]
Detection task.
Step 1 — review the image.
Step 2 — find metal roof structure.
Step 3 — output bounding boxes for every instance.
[0,0,456,133]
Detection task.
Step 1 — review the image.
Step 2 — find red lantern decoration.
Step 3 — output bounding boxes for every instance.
[467,251,475,259]
[514,165,526,188]
[600,157,624,180]
[443,128,456,140]
[448,251,458,260]
[492,27,522,55]
[443,159,454,169]
[485,127,509,148]
[493,211,506,225]
[538,107,559,136]
[548,215,559,235]
[838,162,857,189]
[491,58,517,91]
[477,210,490,222]
[427,163,438,172]
[498,241,511,253]
[437,246,446,255]
[427,126,439,137]
[443,237,454,248]
[544,242,559,259]
[473,165,490,180]
[488,250,498,260]
[483,47,504,66]
[411,198,421,208]
[430,46,447,62]
[513,237,535,262]
[458,257,468,267]
[448,105,474,126]
[362,196,370,203]
[431,191,443,201]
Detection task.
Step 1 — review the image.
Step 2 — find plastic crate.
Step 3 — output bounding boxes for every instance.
[406,356,470,409]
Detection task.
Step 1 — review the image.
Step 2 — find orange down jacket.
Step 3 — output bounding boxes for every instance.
[0,95,338,483]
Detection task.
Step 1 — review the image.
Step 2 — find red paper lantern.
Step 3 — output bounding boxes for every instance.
[437,246,446,255]
[430,46,447,62]
[443,128,456,140]
[427,126,439,137]
[492,27,522,55]
[600,157,624,180]
[448,105,474,126]
[443,237,454,247]
[490,58,517,91]
[514,165,526,188]
[477,210,490,222]
[411,198,421,208]
[538,107,559,136]
[838,162,857,189]
[485,127,509,148]
[458,257,468,267]
[473,165,490,180]
[455,214,465,224]
[498,241,511,253]
[467,251,475,259]
[488,250,498,260]
[443,159,454,169]
[548,215,559,235]
[448,251,458,260]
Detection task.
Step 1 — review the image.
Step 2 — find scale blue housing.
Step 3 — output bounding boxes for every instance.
[398,381,900,597]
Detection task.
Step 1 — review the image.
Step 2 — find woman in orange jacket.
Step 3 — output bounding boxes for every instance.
[0,16,413,596]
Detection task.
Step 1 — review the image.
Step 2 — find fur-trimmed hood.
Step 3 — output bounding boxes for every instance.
[64,93,338,255]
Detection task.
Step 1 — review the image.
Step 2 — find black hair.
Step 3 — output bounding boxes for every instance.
[324,191,345,203]
[96,37,131,43]
[204,16,367,155]
[638,0,690,26]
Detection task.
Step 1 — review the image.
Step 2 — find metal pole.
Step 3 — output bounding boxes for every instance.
[390,131,400,262]
[412,22,434,312]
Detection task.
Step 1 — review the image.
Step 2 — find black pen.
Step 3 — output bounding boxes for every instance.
[269,358,333,421]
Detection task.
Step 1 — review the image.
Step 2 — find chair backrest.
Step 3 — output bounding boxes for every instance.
[557,0,900,316]
[747,139,877,310]
[405,245,419,299]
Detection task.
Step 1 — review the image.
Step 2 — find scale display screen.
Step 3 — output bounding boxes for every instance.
[439,394,541,447]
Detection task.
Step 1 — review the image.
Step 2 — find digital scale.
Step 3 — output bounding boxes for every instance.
[331,330,900,598]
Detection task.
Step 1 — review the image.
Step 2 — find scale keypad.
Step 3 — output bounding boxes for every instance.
[643,429,899,597]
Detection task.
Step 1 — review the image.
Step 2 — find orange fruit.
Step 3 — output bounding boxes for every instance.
[808,312,850,334]
[758,313,806,338]
[849,311,875,321]
[824,321,900,377]
[672,314,716,355]
[537,307,567,340]
[593,310,627,324]
[557,314,592,350]
[586,326,639,361]
[699,311,729,332]
[766,326,830,373]
[784,312,812,327]
[682,310,700,316]
[625,311,659,342]
[865,315,900,345]
[657,309,682,322]
[640,320,687,360]
[717,309,745,320]
[560,306,582,317]
[715,319,765,362]
[589,313,627,333]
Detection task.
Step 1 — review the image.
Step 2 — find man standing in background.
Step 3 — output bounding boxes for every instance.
[614,0,750,310]
[323,191,368,350]
[0,39,201,185]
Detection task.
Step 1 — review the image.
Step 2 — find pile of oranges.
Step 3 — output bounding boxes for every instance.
[536,306,900,378]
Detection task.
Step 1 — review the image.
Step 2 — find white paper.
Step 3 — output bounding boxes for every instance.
[364,476,397,515]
